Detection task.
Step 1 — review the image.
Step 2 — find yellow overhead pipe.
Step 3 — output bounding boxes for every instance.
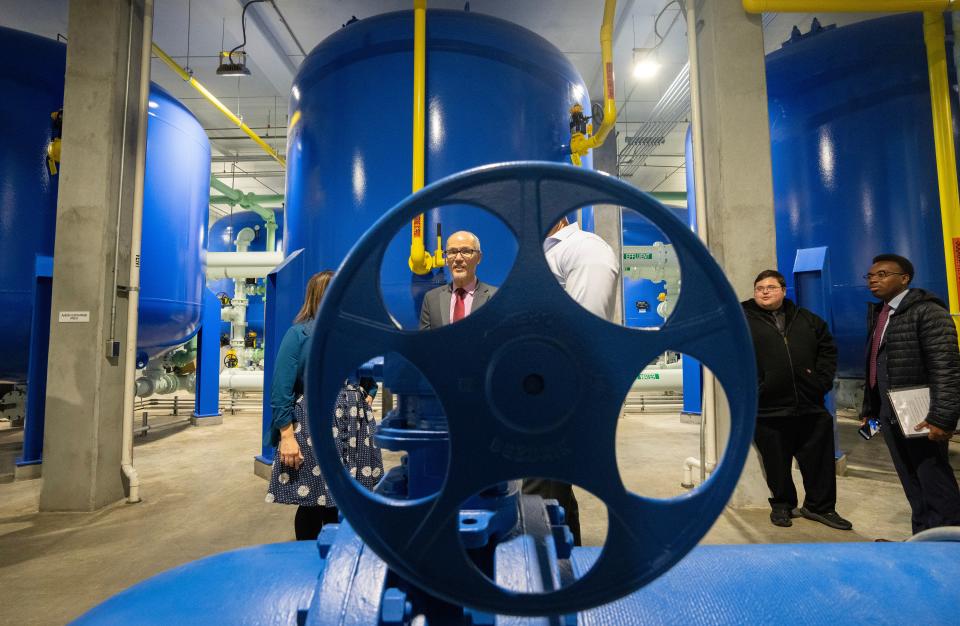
[569,0,618,165]
[743,0,954,10]
[924,12,960,337]
[151,43,286,168]
[744,1,960,339]
[408,0,439,275]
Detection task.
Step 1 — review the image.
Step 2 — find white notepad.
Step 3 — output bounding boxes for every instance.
[887,386,931,438]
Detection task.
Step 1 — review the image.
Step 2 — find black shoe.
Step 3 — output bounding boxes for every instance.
[770,509,793,527]
[799,507,853,530]
[790,508,803,518]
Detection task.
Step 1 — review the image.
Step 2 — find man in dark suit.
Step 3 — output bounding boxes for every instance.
[419,230,496,329]
[861,253,960,534]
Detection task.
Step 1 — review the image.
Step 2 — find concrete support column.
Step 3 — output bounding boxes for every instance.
[39,0,153,512]
[695,0,775,507]
[590,124,625,325]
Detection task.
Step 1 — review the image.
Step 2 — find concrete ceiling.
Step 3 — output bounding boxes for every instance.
[1,0,881,220]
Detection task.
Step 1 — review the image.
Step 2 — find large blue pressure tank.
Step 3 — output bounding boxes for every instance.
[285,10,591,328]
[0,27,209,381]
[138,84,210,358]
[208,209,283,338]
[766,14,949,377]
[0,27,65,381]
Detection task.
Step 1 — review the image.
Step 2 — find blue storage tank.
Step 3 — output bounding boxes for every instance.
[138,84,210,358]
[0,26,209,381]
[208,209,283,339]
[285,9,591,329]
[0,27,65,382]
[766,14,950,377]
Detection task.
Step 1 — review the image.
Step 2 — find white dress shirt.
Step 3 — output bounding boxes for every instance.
[544,222,619,321]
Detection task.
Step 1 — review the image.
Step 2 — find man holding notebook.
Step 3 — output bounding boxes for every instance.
[861,253,960,533]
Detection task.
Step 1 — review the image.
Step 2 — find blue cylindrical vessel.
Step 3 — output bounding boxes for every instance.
[0,27,209,380]
[208,209,283,338]
[285,10,591,328]
[766,14,949,377]
[0,27,65,382]
[138,84,210,357]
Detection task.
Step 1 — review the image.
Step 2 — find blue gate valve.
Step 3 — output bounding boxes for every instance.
[305,161,757,617]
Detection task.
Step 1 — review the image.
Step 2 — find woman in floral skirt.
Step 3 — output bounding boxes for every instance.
[265,270,384,540]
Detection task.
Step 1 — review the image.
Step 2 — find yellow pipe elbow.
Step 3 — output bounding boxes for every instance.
[569,0,617,164]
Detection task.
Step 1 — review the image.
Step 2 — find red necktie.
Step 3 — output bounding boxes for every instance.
[868,303,892,388]
[452,288,466,323]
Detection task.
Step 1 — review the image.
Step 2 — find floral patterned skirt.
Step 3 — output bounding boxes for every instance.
[266,384,383,507]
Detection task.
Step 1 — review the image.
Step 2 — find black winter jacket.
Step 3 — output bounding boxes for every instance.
[860,289,960,431]
[742,299,837,418]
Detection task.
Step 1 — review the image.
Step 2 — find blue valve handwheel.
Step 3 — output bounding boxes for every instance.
[305,161,756,616]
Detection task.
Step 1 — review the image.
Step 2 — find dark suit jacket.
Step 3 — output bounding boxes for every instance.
[419,280,496,329]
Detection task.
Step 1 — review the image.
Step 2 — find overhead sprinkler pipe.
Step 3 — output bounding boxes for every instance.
[741,1,960,340]
[569,0,618,164]
[152,43,286,167]
[408,0,435,275]
[743,0,955,10]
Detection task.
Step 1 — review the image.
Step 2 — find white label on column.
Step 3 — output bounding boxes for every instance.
[58,311,90,323]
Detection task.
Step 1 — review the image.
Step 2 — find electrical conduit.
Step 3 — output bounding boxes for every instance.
[122,0,154,504]
[683,0,717,488]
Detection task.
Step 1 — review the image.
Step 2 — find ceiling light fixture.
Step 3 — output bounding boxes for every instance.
[218,0,267,77]
[632,48,660,80]
[216,50,251,76]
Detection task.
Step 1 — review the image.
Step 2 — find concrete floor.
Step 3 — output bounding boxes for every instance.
[0,403,954,625]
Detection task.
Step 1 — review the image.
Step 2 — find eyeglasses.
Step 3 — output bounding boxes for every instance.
[754,285,783,294]
[863,271,905,280]
[446,248,478,259]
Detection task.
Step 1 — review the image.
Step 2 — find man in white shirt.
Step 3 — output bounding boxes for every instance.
[522,216,620,545]
[543,217,620,322]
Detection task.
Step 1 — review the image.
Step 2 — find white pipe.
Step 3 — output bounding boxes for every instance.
[219,369,264,391]
[121,0,154,504]
[207,266,279,280]
[206,251,283,267]
[685,0,717,487]
[631,367,684,392]
[205,251,283,279]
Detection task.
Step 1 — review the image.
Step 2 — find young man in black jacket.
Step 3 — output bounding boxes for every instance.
[861,253,960,533]
[743,270,852,529]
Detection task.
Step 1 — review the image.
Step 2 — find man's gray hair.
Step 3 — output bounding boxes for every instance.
[448,230,481,252]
